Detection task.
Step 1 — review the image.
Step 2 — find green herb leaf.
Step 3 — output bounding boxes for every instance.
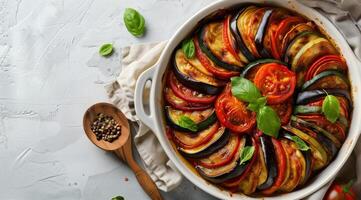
[322,95,340,123]
[178,116,198,132]
[99,43,113,56]
[257,106,280,138]
[111,196,124,200]
[290,135,310,151]
[182,38,195,58]
[239,146,255,165]
[342,179,355,193]
[247,97,267,112]
[123,8,145,37]
[231,77,262,103]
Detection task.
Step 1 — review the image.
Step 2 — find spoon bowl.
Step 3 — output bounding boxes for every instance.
[83,102,130,151]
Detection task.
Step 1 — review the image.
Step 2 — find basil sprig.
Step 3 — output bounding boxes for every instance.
[322,95,340,123]
[182,38,195,58]
[99,43,113,56]
[289,135,310,151]
[178,116,198,132]
[239,146,255,165]
[231,77,281,138]
[123,8,145,37]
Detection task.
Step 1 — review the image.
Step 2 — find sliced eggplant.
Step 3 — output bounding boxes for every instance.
[164,87,211,111]
[296,89,352,109]
[255,9,273,58]
[165,106,216,132]
[291,115,341,148]
[197,134,242,168]
[241,58,285,80]
[196,136,244,178]
[301,70,349,91]
[280,22,316,59]
[198,23,243,71]
[257,135,278,190]
[180,128,231,159]
[197,135,254,183]
[300,150,312,184]
[230,8,255,61]
[282,125,328,170]
[173,49,224,95]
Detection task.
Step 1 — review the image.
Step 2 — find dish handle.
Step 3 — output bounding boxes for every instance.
[134,66,156,129]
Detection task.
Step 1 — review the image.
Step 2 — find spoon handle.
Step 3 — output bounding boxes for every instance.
[114,148,163,200]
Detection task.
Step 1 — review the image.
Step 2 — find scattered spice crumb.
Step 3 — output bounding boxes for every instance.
[124,177,129,182]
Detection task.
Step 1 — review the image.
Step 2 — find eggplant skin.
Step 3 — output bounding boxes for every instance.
[181,129,231,159]
[173,57,223,95]
[257,135,278,190]
[254,9,273,58]
[296,89,352,109]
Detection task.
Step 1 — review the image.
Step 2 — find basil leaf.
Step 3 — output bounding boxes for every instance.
[178,116,198,132]
[112,196,124,200]
[247,97,267,112]
[182,38,195,58]
[231,77,262,103]
[290,135,310,151]
[239,146,255,165]
[99,43,113,56]
[124,8,145,37]
[257,106,280,138]
[322,95,340,123]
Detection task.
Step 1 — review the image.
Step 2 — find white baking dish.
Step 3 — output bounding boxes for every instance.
[134,0,361,199]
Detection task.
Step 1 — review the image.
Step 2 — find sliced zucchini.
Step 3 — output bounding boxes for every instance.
[198,23,243,71]
[173,48,224,95]
[294,105,321,114]
[282,125,328,170]
[165,106,216,132]
[301,70,349,91]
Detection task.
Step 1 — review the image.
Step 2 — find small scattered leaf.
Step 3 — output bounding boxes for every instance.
[182,38,195,58]
[290,135,310,151]
[239,146,255,165]
[124,8,146,37]
[99,44,113,56]
[112,196,124,200]
[178,116,198,132]
[322,95,340,123]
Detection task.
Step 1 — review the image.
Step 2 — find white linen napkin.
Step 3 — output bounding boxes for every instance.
[105,0,361,198]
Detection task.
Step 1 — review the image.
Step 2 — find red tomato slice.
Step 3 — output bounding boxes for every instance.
[272,16,305,59]
[254,63,296,104]
[164,87,211,111]
[215,84,256,133]
[223,15,241,62]
[271,98,293,125]
[194,36,239,79]
[261,138,287,195]
[297,114,346,142]
[305,55,347,81]
[168,71,216,104]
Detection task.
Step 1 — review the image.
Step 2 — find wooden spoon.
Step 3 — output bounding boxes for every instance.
[83,102,163,200]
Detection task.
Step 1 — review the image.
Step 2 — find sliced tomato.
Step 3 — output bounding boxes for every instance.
[168,71,216,104]
[194,36,239,79]
[261,138,287,195]
[305,55,348,81]
[297,114,346,142]
[272,16,305,59]
[271,98,293,125]
[215,84,256,133]
[223,15,242,63]
[254,63,296,104]
[164,87,210,111]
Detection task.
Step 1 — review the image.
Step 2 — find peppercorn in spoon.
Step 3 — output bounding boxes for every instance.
[83,102,162,200]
